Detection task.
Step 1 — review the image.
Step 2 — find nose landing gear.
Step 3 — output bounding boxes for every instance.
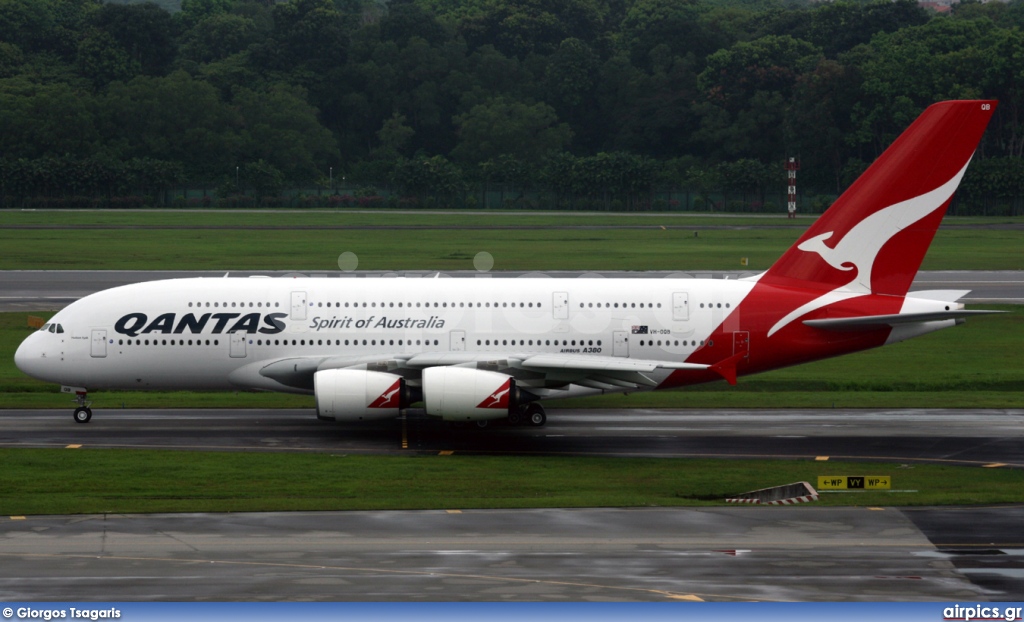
[73,390,92,423]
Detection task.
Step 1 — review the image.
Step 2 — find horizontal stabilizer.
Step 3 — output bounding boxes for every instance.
[906,290,971,302]
[803,309,1004,331]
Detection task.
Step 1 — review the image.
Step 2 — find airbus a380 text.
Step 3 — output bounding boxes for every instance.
[15,100,1002,426]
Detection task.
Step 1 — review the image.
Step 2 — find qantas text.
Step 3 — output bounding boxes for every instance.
[115,312,287,337]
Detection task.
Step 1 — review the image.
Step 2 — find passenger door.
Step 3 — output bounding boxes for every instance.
[229,331,247,358]
[613,331,628,357]
[90,329,107,358]
[553,292,569,320]
[290,291,307,321]
[672,292,690,321]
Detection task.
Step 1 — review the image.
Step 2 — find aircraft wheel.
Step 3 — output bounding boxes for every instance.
[507,411,523,426]
[475,420,490,429]
[525,404,546,427]
[73,407,92,424]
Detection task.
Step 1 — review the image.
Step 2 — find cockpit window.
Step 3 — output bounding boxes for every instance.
[39,323,50,332]
[55,324,64,334]
[49,324,56,333]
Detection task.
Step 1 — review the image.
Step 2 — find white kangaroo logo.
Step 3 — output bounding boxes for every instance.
[376,387,400,407]
[768,157,973,338]
[481,387,510,408]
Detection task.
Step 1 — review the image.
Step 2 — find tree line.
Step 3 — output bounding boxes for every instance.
[1,0,1023,213]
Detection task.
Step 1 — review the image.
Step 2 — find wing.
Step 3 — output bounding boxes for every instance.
[229,351,714,396]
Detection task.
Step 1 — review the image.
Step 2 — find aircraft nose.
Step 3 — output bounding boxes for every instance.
[14,333,44,379]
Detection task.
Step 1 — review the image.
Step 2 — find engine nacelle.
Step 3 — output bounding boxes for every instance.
[422,366,517,421]
[314,369,408,422]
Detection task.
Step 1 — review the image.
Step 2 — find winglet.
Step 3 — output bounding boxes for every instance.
[710,351,748,386]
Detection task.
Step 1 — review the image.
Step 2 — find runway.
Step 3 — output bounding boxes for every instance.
[2,408,1023,600]
[1,270,1022,311]
[2,408,1024,467]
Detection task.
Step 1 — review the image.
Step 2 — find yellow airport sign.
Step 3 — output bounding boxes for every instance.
[817,476,891,490]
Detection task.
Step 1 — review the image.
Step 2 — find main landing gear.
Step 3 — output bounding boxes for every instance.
[507,403,546,427]
[73,390,92,424]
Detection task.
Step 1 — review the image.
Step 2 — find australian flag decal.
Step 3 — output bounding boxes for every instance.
[631,325,649,334]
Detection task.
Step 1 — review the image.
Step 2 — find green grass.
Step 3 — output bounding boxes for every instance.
[4,307,1022,409]
[1,450,1022,515]
[0,210,1020,270]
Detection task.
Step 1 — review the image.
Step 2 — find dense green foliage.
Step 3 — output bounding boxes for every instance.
[2,0,1024,212]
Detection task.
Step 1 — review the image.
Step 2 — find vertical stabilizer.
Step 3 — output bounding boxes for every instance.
[762,100,996,297]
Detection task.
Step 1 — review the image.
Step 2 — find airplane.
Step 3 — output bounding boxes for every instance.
[14,100,1002,426]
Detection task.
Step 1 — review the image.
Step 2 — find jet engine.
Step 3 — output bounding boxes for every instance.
[422,366,519,421]
[314,369,410,422]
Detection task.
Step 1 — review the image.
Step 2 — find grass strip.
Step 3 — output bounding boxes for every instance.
[1,449,1022,515]
[0,212,1020,270]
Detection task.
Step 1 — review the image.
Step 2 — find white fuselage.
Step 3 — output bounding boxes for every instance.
[15,275,755,395]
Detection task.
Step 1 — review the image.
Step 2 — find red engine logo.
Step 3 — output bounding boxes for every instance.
[368,380,402,408]
[476,379,511,409]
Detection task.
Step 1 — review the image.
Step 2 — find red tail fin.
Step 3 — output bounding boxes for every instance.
[762,100,996,297]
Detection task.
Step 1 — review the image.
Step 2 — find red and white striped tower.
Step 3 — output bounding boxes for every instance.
[785,157,799,218]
